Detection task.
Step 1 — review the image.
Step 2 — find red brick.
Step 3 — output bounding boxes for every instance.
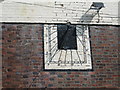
[2,24,119,88]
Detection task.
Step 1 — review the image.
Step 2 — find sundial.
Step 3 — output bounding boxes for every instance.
[44,24,92,70]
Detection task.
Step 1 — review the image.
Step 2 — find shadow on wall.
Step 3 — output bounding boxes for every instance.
[80,2,105,24]
[0,0,4,3]
[80,9,98,23]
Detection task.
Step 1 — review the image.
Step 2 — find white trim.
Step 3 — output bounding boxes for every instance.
[1,0,119,25]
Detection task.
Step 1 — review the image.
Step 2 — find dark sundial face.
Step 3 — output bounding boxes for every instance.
[44,24,92,70]
[57,25,77,50]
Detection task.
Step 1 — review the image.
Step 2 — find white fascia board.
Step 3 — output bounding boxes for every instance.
[0,0,120,25]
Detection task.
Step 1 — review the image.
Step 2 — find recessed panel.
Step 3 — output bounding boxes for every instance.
[57,25,77,50]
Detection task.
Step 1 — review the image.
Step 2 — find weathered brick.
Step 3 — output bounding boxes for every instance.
[2,24,119,88]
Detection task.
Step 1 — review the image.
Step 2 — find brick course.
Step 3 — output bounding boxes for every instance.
[2,24,119,88]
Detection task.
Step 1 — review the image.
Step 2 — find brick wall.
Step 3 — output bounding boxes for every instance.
[2,24,119,88]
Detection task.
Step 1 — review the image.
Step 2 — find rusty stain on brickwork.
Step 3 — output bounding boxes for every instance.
[21,6,27,16]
